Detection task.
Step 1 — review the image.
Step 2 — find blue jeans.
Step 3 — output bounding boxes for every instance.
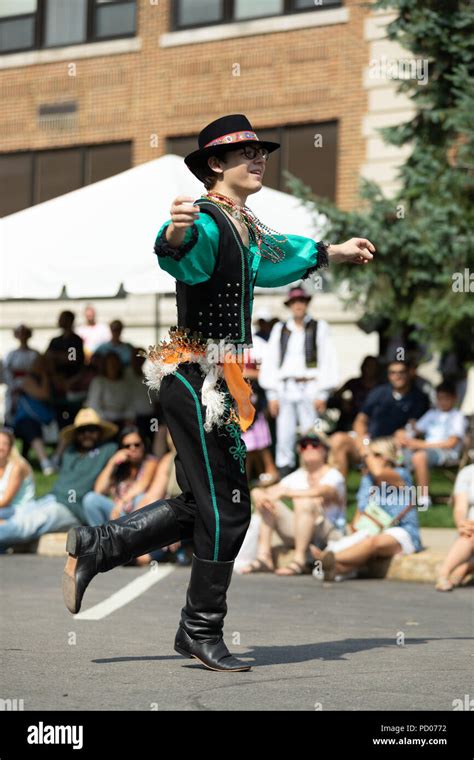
[82,491,145,526]
[0,494,81,549]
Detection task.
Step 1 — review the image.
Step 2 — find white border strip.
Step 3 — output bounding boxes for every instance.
[0,37,141,70]
[160,7,349,48]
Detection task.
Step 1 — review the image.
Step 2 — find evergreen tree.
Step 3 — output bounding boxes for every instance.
[286,0,474,360]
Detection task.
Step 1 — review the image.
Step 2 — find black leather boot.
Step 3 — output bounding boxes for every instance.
[174,554,251,672]
[62,500,181,614]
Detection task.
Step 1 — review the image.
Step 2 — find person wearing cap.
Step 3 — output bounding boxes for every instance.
[240,430,346,575]
[0,409,118,551]
[258,286,339,478]
[62,114,375,673]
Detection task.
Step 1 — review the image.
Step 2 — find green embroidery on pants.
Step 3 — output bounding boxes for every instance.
[220,389,247,475]
[225,420,247,475]
[174,371,220,561]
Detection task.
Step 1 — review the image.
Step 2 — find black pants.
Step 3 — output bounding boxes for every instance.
[159,363,251,562]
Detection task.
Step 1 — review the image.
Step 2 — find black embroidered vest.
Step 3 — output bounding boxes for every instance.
[174,198,253,345]
[279,318,318,368]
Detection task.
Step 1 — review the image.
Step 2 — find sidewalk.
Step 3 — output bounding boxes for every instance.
[13,528,472,585]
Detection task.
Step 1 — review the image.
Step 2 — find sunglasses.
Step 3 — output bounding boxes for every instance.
[239,146,269,161]
[77,425,101,434]
[122,442,143,449]
[299,440,323,450]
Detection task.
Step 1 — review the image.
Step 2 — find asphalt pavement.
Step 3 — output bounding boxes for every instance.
[1,555,472,711]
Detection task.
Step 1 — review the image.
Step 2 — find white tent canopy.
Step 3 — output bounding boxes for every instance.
[0,154,325,299]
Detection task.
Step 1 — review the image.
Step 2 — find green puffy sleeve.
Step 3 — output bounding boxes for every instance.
[254,233,328,287]
[154,212,220,285]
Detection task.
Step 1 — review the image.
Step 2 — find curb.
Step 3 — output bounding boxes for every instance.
[15,530,473,587]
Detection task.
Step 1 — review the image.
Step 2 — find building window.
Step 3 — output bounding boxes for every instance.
[234,0,284,20]
[176,0,223,28]
[94,0,136,39]
[0,0,37,53]
[0,142,132,217]
[172,0,342,29]
[0,0,136,54]
[167,121,338,201]
[43,0,88,48]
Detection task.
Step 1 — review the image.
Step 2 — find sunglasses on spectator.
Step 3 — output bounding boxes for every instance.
[299,440,323,450]
[122,442,143,449]
[77,425,101,434]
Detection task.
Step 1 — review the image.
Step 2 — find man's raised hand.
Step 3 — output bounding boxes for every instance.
[328,238,376,265]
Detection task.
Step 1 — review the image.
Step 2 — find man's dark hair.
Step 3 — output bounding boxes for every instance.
[436,381,457,396]
[196,148,241,190]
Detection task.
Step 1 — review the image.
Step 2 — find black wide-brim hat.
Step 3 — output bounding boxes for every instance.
[184,114,280,179]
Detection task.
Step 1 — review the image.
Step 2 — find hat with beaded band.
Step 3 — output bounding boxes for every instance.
[184,114,280,180]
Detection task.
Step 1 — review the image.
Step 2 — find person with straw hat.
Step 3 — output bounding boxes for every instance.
[0,409,118,551]
[62,114,375,672]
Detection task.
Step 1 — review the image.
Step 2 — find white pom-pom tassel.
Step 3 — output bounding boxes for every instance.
[201,365,227,432]
[142,358,177,393]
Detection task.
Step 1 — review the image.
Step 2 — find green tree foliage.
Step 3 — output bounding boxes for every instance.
[286,0,474,358]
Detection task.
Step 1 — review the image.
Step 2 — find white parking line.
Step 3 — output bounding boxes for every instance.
[74,564,176,620]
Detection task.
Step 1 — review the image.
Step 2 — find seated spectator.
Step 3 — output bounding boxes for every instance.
[13,354,56,475]
[87,351,134,427]
[0,409,118,551]
[1,324,39,427]
[240,431,346,576]
[94,319,134,367]
[0,428,35,520]
[436,463,474,591]
[396,382,466,507]
[312,438,422,581]
[329,356,382,432]
[330,359,431,476]
[82,426,157,525]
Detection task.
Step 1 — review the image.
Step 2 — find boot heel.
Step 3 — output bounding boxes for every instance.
[66,528,80,557]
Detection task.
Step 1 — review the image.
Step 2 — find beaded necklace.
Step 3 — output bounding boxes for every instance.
[205,191,288,263]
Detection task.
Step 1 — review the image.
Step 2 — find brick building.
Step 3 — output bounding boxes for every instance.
[0,0,371,215]
[0,1,419,388]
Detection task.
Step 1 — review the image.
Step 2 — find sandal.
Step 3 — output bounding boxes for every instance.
[275,559,309,576]
[435,577,454,592]
[240,557,274,574]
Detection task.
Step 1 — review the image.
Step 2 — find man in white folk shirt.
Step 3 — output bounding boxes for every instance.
[259,286,339,478]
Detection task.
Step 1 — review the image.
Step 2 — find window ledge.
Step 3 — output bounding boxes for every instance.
[0,36,141,70]
[160,7,349,47]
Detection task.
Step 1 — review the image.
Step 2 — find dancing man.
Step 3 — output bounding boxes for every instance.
[62,114,375,672]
